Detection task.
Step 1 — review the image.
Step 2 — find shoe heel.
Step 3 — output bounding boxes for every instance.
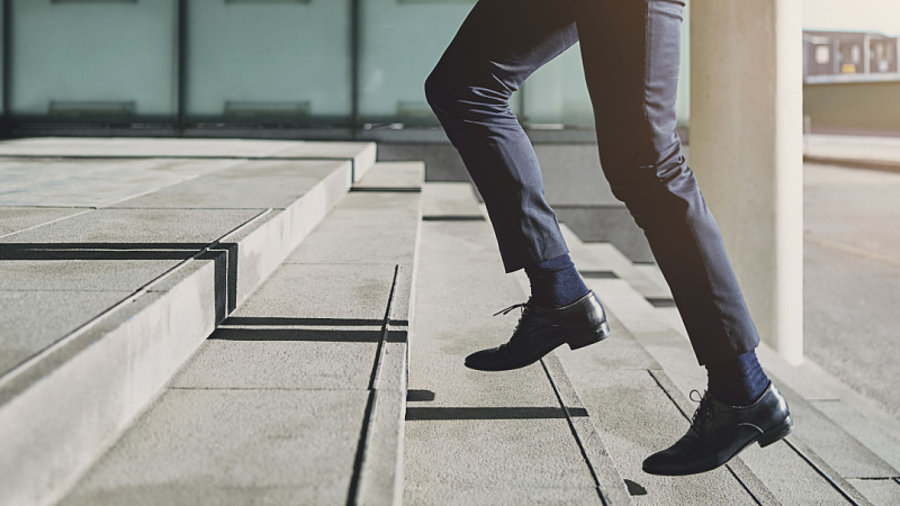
[758,415,793,447]
[567,322,611,350]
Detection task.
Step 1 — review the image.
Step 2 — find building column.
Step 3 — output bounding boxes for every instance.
[689,0,804,364]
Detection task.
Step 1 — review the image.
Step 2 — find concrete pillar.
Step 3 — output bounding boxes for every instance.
[690,0,804,364]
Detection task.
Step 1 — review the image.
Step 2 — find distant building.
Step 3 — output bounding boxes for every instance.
[804,30,899,80]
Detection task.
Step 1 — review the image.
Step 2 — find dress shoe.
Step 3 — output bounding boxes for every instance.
[642,381,793,476]
[464,291,611,372]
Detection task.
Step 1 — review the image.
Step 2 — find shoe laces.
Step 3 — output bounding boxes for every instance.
[689,389,715,428]
[492,298,539,342]
[492,301,529,317]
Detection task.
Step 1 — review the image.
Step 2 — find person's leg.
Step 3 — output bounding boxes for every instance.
[572,0,761,382]
[425,0,576,274]
[426,0,608,371]
[571,0,790,475]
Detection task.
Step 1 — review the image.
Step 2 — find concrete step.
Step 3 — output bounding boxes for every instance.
[562,229,899,505]
[404,182,631,505]
[0,139,376,506]
[0,137,377,183]
[57,161,424,505]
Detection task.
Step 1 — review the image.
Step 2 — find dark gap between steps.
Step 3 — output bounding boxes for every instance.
[210,328,382,343]
[422,215,485,221]
[579,270,618,279]
[646,297,676,308]
[349,187,421,193]
[405,406,589,421]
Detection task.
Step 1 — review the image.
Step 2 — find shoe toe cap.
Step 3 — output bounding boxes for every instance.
[642,446,688,476]
[464,348,501,371]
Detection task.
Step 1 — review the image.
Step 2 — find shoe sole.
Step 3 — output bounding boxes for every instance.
[567,321,612,350]
[758,414,794,447]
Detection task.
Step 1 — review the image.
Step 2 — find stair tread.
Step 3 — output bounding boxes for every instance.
[565,230,899,505]
[59,161,422,505]
[404,183,629,504]
[545,288,763,503]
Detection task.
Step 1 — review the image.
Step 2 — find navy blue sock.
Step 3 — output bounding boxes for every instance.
[706,350,770,406]
[524,253,590,308]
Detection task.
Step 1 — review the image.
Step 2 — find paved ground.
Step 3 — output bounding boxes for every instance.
[805,134,900,171]
[804,161,900,416]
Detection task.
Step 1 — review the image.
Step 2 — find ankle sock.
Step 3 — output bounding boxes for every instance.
[705,350,770,406]
[524,253,590,308]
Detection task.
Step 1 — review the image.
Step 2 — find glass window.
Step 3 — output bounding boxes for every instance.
[359,0,519,126]
[522,44,593,128]
[186,0,352,124]
[522,0,690,128]
[10,0,177,117]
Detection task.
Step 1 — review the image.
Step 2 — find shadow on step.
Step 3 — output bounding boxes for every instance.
[406,406,589,420]
[214,316,409,343]
[0,242,207,260]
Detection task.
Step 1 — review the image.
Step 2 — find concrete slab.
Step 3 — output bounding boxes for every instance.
[0,259,218,506]
[0,260,181,292]
[421,182,481,217]
[231,263,396,321]
[353,161,424,189]
[775,385,897,479]
[737,440,855,504]
[812,399,900,473]
[271,141,377,182]
[632,263,672,298]
[541,354,634,505]
[111,160,348,209]
[171,338,377,391]
[286,192,421,266]
[0,137,300,158]
[0,208,265,245]
[582,276,859,504]
[171,262,396,390]
[405,418,601,495]
[585,278,707,393]
[0,207,87,238]
[0,158,240,208]
[0,137,376,181]
[62,389,369,506]
[405,484,603,506]
[0,290,131,376]
[408,223,565,408]
[558,364,756,504]
[845,478,900,505]
[405,213,600,502]
[555,312,660,372]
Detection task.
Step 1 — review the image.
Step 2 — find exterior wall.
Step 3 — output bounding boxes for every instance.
[805,80,900,134]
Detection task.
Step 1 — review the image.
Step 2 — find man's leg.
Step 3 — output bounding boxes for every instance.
[571,0,791,475]
[425,0,576,273]
[426,0,610,372]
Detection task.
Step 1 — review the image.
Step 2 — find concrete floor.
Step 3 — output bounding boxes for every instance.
[804,162,900,416]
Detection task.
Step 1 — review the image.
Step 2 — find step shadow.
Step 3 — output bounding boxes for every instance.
[405,406,589,421]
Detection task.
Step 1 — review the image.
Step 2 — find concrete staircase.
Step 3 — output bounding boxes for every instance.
[1,138,897,505]
[404,182,900,505]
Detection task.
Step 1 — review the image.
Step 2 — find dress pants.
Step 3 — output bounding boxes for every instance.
[424,0,761,364]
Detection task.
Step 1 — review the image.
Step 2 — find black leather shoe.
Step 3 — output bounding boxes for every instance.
[642,381,793,476]
[464,291,611,372]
